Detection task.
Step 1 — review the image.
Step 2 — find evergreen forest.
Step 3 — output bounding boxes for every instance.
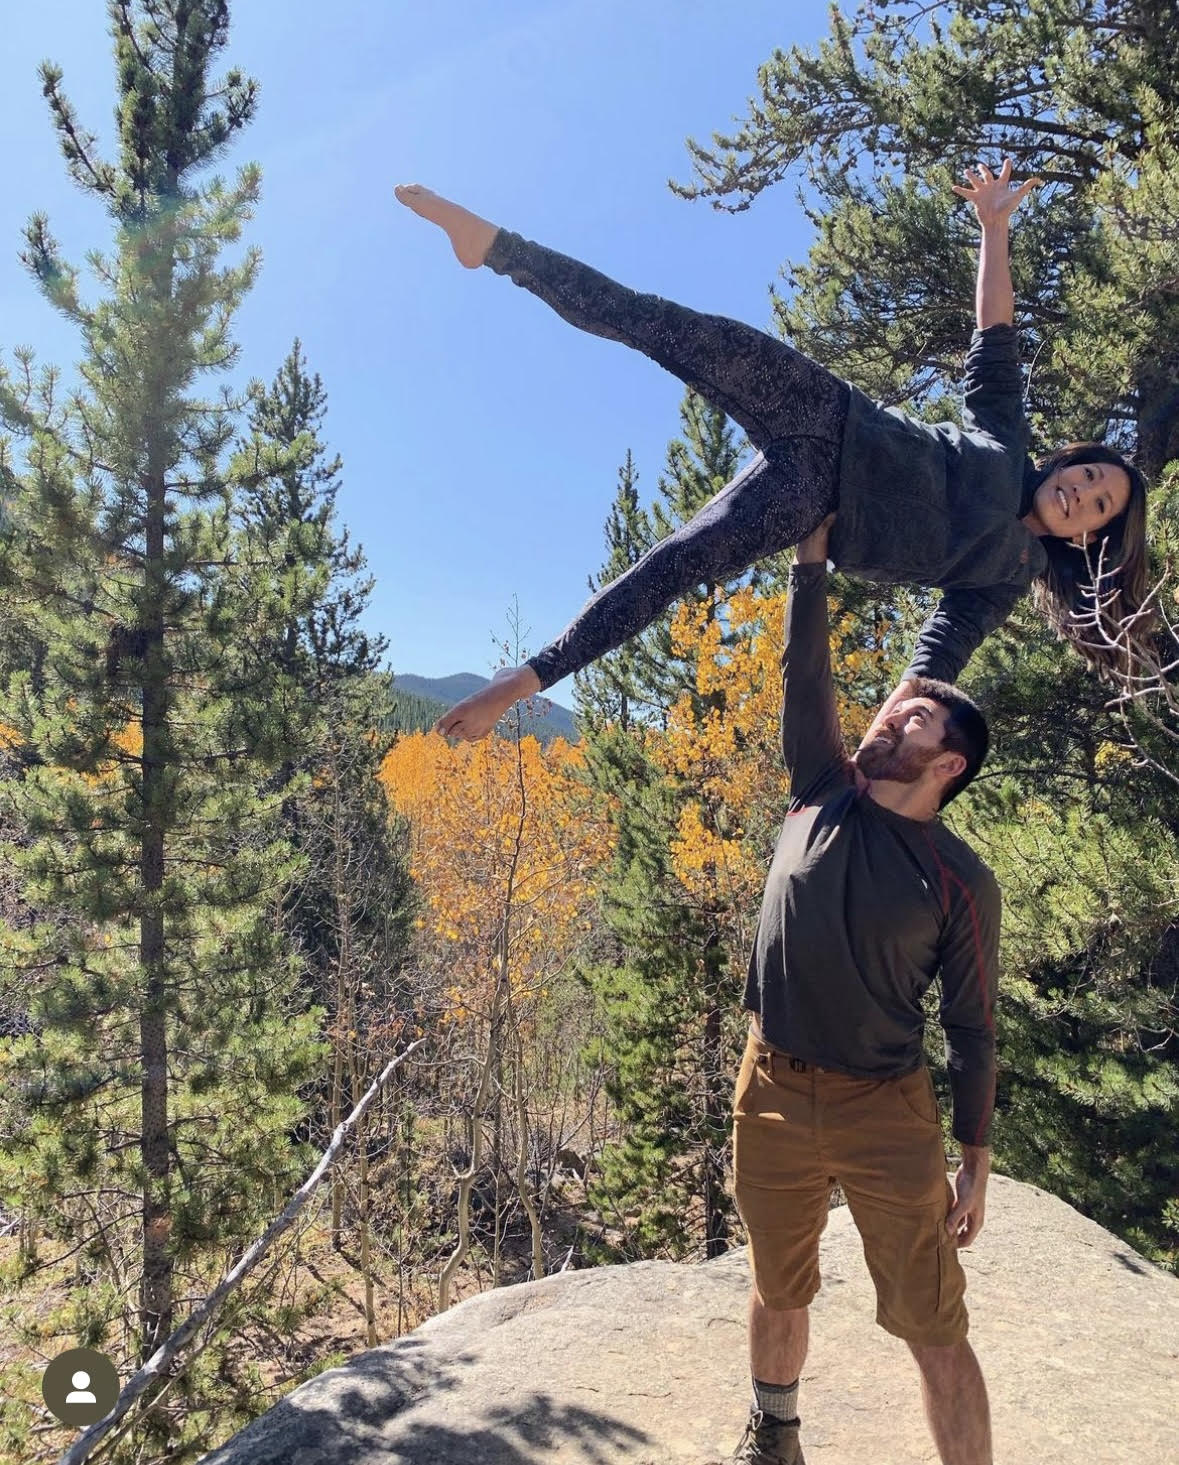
[0,4,1176,1462]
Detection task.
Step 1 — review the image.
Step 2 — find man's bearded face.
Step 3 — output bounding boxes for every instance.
[853,726,945,785]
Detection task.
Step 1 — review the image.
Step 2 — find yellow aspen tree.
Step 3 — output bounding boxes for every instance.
[380,727,612,1304]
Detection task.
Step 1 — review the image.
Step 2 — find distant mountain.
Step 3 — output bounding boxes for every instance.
[390,673,581,746]
[393,673,490,705]
[382,683,451,738]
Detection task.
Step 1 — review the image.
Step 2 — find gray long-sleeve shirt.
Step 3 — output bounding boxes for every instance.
[831,323,1048,684]
[742,561,1001,1145]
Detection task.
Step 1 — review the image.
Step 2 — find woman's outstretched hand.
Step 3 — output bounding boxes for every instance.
[951,158,1042,228]
[432,664,542,742]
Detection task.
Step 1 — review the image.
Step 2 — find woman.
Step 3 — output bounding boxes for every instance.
[394,161,1150,742]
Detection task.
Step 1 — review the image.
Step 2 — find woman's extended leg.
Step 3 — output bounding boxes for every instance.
[484,230,850,452]
[393,184,849,450]
[395,185,847,736]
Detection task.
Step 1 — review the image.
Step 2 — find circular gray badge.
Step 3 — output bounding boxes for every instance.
[41,1347,120,1426]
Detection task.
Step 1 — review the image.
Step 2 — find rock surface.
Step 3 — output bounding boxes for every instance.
[199,1175,1179,1464]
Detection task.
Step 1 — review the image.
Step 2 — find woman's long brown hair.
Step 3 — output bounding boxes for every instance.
[1028,442,1152,682]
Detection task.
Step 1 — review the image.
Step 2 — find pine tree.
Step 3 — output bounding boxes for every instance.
[0,5,333,1453]
[950,630,1179,1268]
[235,338,414,1034]
[578,391,750,1258]
[675,0,1179,472]
[572,449,653,735]
[239,339,387,704]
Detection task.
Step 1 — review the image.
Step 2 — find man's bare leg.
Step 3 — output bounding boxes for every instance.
[907,1339,992,1465]
[394,184,499,268]
[750,1292,809,1386]
[432,664,541,742]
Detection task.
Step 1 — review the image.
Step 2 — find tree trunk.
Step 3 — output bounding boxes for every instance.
[330,963,346,1250]
[346,1031,378,1345]
[702,994,727,1259]
[439,973,505,1312]
[513,1029,545,1282]
[139,444,172,1361]
[358,1107,378,1345]
[330,772,349,1250]
[490,988,504,1288]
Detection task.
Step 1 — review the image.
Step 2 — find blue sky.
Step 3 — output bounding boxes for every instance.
[1,1,837,707]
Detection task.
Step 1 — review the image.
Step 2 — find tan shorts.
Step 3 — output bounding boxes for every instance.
[733,1028,968,1346]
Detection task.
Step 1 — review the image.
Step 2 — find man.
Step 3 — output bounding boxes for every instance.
[723,513,999,1465]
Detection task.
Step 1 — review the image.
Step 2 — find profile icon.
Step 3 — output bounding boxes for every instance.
[66,1369,98,1403]
[41,1347,119,1426]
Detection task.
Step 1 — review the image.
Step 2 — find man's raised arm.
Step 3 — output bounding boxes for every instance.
[781,515,851,800]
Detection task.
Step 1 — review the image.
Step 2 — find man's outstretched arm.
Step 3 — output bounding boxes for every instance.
[781,516,851,799]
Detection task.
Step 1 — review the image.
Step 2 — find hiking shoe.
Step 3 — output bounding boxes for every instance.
[711,1409,805,1464]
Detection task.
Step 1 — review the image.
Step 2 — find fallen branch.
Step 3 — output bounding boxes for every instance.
[56,1035,428,1465]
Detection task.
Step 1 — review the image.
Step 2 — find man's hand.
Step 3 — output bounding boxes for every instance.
[795,513,836,565]
[946,1145,990,1248]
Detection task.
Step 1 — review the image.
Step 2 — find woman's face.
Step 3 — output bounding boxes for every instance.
[1032,460,1132,544]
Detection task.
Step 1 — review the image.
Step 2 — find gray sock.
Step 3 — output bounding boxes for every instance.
[752,1376,799,1425]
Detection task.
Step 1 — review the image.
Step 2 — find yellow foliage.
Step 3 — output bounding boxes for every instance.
[651,582,889,923]
[380,729,613,1014]
[1095,740,1133,771]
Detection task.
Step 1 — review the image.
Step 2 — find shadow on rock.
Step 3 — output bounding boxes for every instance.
[198,1338,649,1464]
[395,1394,650,1464]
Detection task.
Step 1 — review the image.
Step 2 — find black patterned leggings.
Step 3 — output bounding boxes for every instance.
[485,230,851,692]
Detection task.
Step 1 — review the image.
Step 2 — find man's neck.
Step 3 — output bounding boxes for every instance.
[866,779,940,822]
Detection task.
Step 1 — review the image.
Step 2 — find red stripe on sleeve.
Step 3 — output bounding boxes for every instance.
[922,831,996,1145]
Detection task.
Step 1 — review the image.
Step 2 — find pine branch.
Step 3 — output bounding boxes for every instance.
[112,0,153,73]
[37,63,117,199]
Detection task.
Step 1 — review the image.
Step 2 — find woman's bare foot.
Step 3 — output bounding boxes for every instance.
[393,184,499,268]
[433,664,542,742]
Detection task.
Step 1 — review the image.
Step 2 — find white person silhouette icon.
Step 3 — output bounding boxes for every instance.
[66,1369,98,1403]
